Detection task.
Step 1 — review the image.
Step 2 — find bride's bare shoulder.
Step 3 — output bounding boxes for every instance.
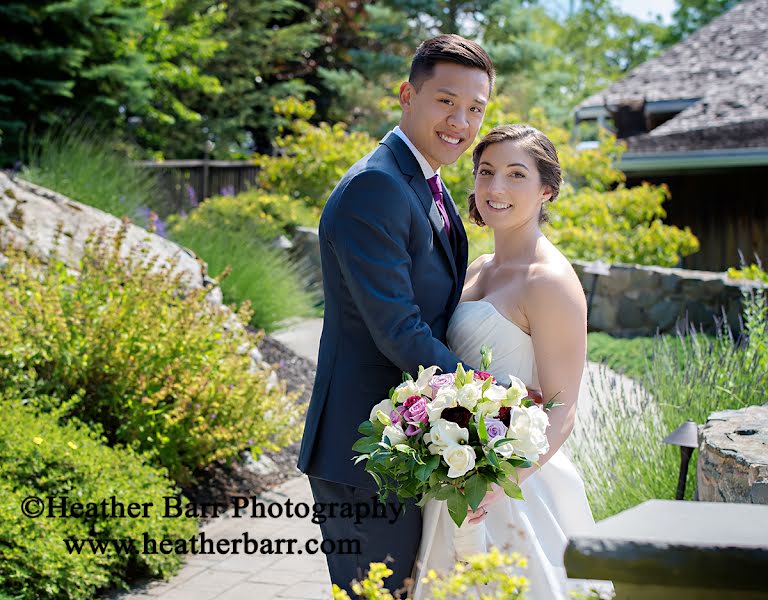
[526,244,586,315]
[467,253,493,278]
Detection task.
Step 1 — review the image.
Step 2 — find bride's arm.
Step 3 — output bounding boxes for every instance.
[467,265,586,522]
[517,265,587,484]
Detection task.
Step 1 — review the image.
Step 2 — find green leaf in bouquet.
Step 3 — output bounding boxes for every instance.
[446,487,468,528]
[477,415,489,444]
[403,371,413,382]
[467,421,480,444]
[389,386,396,400]
[486,448,501,468]
[481,376,493,393]
[414,454,440,482]
[352,437,380,453]
[358,420,376,436]
[491,437,518,449]
[498,477,523,500]
[434,485,454,501]
[499,461,517,478]
[353,455,369,465]
[463,473,488,511]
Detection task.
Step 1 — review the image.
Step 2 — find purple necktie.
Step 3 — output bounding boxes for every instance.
[427,174,451,236]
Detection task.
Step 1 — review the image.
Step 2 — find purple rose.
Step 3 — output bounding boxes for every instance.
[484,418,508,440]
[429,373,456,396]
[406,398,429,425]
[404,423,423,437]
[390,405,408,425]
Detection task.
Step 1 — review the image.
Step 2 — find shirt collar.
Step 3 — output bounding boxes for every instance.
[392,126,440,180]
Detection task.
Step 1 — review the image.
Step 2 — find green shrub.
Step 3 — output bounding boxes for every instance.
[570,289,768,520]
[170,219,318,332]
[21,122,158,223]
[0,225,302,484]
[168,189,320,242]
[253,97,378,209]
[0,390,197,599]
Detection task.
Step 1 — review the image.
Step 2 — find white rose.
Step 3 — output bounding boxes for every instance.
[382,424,407,446]
[507,405,550,461]
[423,419,468,455]
[369,398,394,423]
[457,381,482,410]
[443,444,477,478]
[426,386,458,422]
[504,376,528,407]
[393,380,420,405]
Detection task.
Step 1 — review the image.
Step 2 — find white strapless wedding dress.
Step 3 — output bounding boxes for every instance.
[411,300,599,600]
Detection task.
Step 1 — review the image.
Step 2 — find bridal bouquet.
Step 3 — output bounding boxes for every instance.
[352,347,559,558]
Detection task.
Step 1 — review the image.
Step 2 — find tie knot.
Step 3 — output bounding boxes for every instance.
[427,175,442,196]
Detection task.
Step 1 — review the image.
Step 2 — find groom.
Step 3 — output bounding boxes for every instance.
[297,34,494,595]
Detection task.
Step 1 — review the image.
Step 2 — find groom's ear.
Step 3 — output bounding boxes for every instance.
[399,81,414,111]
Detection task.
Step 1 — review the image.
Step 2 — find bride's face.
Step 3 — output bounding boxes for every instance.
[473,140,552,230]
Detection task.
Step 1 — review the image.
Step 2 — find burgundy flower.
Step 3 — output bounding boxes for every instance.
[404,395,422,408]
[474,371,496,383]
[441,406,472,429]
[498,406,511,427]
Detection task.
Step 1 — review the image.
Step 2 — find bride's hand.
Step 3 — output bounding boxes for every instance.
[466,483,505,524]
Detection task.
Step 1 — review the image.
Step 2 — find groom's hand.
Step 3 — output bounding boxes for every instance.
[466,483,506,524]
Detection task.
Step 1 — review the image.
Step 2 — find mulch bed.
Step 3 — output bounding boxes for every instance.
[180,335,316,509]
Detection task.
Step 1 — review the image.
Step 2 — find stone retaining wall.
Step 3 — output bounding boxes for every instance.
[573,260,765,337]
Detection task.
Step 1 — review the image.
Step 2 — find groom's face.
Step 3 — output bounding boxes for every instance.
[399,62,490,171]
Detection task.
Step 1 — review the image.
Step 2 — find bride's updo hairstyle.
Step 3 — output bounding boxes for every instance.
[468,124,562,226]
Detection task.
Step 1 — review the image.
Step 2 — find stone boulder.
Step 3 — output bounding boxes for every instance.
[0,171,210,292]
[698,405,768,504]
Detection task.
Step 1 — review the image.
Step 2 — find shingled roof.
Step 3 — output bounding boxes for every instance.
[575,0,768,154]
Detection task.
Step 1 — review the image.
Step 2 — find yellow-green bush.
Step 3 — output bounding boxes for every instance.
[168,189,320,242]
[331,548,529,600]
[0,225,302,484]
[253,98,378,209]
[0,390,197,599]
[728,263,768,284]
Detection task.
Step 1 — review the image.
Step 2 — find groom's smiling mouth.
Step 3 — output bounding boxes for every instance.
[437,132,463,145]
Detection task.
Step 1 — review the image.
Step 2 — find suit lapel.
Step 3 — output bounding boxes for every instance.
[381,133,458,281]
[441,185,468,312]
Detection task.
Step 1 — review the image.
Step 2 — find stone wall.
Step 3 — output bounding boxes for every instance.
[572,260,765,337]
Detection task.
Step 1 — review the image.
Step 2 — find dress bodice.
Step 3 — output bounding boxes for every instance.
[447,300,540,388]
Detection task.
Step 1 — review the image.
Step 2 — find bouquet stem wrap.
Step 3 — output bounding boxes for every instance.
[453,518,487,561]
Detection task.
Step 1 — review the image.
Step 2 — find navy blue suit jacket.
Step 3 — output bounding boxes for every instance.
[297,131,470,490]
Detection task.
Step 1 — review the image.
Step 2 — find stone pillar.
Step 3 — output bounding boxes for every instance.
[565,500,768,599]
[698,405,768,504]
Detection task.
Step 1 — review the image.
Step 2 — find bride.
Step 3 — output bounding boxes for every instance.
[411,124,597,600]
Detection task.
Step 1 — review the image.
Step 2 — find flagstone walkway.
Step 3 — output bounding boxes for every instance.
[114,475,332,600]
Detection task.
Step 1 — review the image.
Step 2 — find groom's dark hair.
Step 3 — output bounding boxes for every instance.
[409,34,495,94]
